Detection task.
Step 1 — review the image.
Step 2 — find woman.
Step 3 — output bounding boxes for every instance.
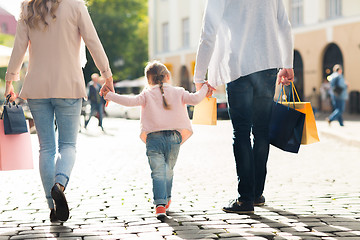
[5,0,114,222]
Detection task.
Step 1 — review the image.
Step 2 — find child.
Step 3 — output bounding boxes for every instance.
[102,60,210,219]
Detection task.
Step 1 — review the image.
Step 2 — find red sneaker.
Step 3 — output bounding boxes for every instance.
[155,205,166,219]
[165,200,171,211]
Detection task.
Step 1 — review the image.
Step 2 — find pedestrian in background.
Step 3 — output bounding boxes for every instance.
[326,64,348,126]
[101,61,210,219]
[194,0,294,214]
[5,0,114,222]
[85,73,106,131]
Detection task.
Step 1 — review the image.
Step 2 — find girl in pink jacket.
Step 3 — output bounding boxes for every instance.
[103,61,209,219]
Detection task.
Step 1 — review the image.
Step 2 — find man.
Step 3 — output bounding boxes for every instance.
[326,64,348,126]
[85,73,106,131]
[194,0,294,214]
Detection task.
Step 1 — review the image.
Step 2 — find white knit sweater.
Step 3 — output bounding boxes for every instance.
[194,0,294,86]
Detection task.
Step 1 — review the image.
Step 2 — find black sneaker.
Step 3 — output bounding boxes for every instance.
[254,195,265,206]
[51,183,69,222]
[222,199,254,214]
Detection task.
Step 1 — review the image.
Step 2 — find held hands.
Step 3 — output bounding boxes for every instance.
[99,76,114,106]
[277,68,294,86]
[195,81,216,97]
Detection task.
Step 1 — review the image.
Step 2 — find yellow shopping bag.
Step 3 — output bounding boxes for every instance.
[280,83,320,145]
[192,97,217,125]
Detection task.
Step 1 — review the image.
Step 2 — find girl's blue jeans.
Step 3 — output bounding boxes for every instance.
[226,69,277,203]
[27,98,82,209]
[146,130,181,206]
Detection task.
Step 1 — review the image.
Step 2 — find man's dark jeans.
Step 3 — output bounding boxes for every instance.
[226,69,277,203]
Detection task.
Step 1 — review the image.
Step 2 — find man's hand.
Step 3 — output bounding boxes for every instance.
[195,82,216,97]
[277,68,294,86]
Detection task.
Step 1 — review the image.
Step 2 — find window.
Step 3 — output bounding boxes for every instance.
[162,22,169,52]
[182,18,190,48]
[290,0,303,26]
[327,0,342,19]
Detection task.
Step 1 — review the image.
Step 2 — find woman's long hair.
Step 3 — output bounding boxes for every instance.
[145,61,171,110]
[21,0,61,30]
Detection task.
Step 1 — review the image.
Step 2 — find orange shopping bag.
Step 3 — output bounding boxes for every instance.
[192,97,217,125]
[280,83,320,145]
[0,119,33,170]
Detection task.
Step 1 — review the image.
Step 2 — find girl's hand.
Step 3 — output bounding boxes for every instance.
[100,76,114,106]
[4,81,16,102]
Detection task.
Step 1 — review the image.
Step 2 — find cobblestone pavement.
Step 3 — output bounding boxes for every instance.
[0,117,359,240]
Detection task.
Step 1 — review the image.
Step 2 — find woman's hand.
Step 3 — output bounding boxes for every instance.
[4,81,16,102]
[100,76,114,106]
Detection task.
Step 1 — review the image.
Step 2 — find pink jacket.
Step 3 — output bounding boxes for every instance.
[105,83,208,144]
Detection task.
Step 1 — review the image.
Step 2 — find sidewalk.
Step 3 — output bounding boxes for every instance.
[315,112,360,148]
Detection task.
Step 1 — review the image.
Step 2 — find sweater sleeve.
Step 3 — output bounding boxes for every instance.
[105,91,145,107]
[193,0,226,83]
[5,9,29,82]
[182,84,208,105]
[77,1,112,78]
[277,0,294,69]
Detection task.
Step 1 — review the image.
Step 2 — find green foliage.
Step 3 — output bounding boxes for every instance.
[0,34,15,47]
[83,0,148,82]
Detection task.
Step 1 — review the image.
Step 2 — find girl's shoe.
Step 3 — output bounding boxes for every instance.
[51,183,69,222]
[155,205,166,219]
[165,200,171,211]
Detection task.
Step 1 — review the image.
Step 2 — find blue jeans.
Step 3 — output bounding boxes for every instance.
[27,98,82,209]
[226,69,277,203]
[146,130,182,206]
[328,98,345,126]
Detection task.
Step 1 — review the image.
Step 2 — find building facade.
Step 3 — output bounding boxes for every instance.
[0,7,17,35]
[148,0,360,112]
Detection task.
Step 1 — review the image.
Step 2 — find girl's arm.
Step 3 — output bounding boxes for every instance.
[104,91,145,107]
[182,84,209,106]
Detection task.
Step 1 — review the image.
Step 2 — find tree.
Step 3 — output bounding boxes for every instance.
[83,0,148,82]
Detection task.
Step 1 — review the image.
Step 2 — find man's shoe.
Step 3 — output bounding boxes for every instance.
[222,199,254,214]
[254,195,265,206]
[155,205,166,219]
[51,183,69,222]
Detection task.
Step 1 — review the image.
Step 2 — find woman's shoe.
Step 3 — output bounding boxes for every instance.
[51,183,69,222]
[165,200,171,211]
[50,209,59,223]
[155,205,166,219]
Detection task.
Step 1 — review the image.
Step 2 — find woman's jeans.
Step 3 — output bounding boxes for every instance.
[28,98,82,209]
[226,69,277,203]
[328,98,345,126]
[146,130,182,206]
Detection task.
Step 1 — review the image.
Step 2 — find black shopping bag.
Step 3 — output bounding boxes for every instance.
[269,101,305,153]
[1,96,28,135]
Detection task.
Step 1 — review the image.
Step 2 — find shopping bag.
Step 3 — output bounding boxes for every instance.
[269,101,305,153]
[1,96,28,135]
[192,97,217,125]
[0,119,33,170]
[280,83,320,145]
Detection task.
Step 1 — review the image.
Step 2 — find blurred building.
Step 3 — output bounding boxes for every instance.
[0,7,17,35]
[148,0,360,112]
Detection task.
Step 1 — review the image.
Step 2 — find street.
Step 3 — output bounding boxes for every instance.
[0,118,360,240]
